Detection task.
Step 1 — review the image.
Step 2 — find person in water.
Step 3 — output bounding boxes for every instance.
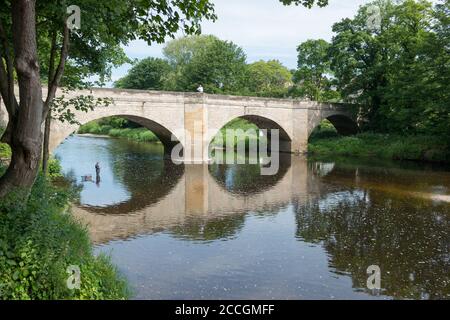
[95,162,101,185]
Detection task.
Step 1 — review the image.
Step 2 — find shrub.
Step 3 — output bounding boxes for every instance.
[0,143,11,159]
[308,132,450,163]
[0,127,11,159]
[48,158,63,179]
[0,173,130,300]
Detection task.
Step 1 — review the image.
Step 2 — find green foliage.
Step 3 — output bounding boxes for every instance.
[309,120,339,140]
[79,119,159,144]
[115,58,172,90]
[108,128,159,143]
[0,175,129,300]
[47,158,63,179]
[279,0,329,8]
[0,144,10,159]
[309,132,450,163]
[246,60,292,97]
[0,128,11,159]
[291,39,340,101]
[1,0,216,142]
[77,122,107,135]
[211,118,261,149]
[116,35,294,98]
[329,0,449,137]
[163,35,249,93]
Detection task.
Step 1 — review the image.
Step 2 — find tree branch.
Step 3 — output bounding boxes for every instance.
[47,30,57,90]
[43,23,69,117]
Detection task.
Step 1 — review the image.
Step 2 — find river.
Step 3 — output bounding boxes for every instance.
[54,134,450,300]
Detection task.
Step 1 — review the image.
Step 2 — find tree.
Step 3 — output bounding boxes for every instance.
[329,0,448,134]
[291,39,340,101]
[246,60,292,97]
[279,0,329,8]
[163,35,248,93]
[115,57,172,90]
[0,0,216,198]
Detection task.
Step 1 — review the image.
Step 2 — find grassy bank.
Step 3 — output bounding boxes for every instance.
[309,123,450,163]
[211,118,262,149]
[79,117,263,148]
[78,120,159,143]
[0,165,130,299]
[78,118,449,163]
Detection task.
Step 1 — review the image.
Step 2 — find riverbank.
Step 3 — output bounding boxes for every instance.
[308,132,450,163]
[0,162,130,299]
[78,121,160,143]
[79,118,261,148]
[78,119,450,163]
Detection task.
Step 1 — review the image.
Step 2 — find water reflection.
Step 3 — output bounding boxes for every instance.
[55,135,450,299]
[296,164,450,299]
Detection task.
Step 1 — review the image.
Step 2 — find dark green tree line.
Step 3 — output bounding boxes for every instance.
[115,35,293,97]
[328,0,449,135]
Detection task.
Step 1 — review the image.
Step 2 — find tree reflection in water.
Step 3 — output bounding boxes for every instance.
[295,165,450,299]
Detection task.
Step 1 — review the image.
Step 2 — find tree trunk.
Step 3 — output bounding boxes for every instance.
[0,0,43,198]
[42,111,51,176]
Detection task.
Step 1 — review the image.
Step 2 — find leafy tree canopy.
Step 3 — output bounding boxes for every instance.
[246,60,293,97]
[279,0,329,8]
[329,0,449,135]
[291,39,340,101]
[115,58,172,90]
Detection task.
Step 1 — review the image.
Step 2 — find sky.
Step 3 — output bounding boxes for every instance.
[109,0,374,86]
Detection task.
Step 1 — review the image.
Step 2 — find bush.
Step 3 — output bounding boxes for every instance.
[0,127,11,159]
[0,143,11,159]
[0,173,130,300]
[48,158,63,179]
[309,120,339,141]
[308,132,450,163]
[79,121,160,144]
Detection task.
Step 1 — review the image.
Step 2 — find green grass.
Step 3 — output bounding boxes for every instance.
[78,121,159,143]
[0,167,130,300]
[80,118,261,148]
[309,132,450,163]
[211,118,262,149]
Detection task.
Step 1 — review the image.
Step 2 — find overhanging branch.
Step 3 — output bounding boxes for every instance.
[43,23,69,118]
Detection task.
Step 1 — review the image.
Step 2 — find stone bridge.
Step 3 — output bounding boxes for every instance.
[0,88,358,162]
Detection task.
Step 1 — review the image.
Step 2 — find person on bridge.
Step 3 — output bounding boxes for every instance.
[197,85,204,93]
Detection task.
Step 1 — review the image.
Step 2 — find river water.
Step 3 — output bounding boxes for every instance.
[55,134,450,300]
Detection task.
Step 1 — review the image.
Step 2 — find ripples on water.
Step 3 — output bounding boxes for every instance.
[55,135,450,300]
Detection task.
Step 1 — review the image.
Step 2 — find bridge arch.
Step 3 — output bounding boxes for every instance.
[207,114,293,153]
[51,112,185,156]
[307,108,359,139]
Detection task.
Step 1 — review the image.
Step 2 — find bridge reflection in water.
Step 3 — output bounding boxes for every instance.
[72,154,316,244]
[58,135,449,299]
